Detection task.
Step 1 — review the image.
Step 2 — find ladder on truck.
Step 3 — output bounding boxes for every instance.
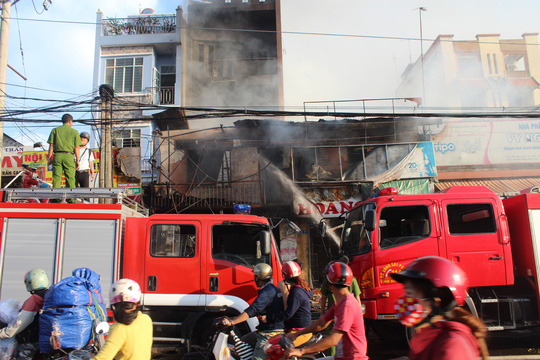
[2,188,149,216]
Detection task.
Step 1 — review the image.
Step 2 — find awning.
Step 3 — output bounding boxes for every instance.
[434,177,540,197]
[506,77,540,87]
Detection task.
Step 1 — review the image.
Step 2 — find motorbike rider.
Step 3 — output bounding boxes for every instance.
[220,263,284,360]
[91,279,153,360]
[390,256,489,360]
[0,269,50,359]
[284,261,368,360]
[264,260,313,347]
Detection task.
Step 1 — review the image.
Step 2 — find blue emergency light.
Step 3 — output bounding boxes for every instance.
[234,204,251,215]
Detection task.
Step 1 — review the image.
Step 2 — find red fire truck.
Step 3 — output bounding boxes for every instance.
[338,185,540,339]
[0,188,284,350]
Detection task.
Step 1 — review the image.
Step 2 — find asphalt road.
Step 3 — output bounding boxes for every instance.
[367,327,540,359]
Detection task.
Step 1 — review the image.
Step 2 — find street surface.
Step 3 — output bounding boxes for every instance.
[367,327,540,359]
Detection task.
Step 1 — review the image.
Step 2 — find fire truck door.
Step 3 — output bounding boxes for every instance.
[441,200,507,286]
[143,221,203,306]
[375,203,439,314]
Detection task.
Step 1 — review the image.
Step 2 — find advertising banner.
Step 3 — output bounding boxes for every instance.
[433,118,540,166]
[22,149,100,187]
[1,146,26,176]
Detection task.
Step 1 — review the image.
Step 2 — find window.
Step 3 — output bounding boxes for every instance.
[447,203,495,234]
[150,224,196,258]
[198,44,205,62]
[112,128,141,148]
[379,205,430,249]
[208,45,215,77]
[342,204,374,256]
[105,57,143,93]
[487,54,492,74]
[493,54,498,74]
[212,224,271,268]
[505,54,526,72]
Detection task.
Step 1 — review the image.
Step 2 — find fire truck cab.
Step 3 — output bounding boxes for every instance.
[339,186,532,335]
[0,188,284,349]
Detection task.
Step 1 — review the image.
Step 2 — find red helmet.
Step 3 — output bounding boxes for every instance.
[326,261,353,286]
[282,261,302,279]
[390,256,469,306]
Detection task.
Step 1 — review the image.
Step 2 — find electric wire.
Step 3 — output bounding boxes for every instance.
[7,16,540,47]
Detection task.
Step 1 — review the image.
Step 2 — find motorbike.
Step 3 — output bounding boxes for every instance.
[182,317,253,360]
[263,333,325,360]
[3,163,52,203]
[44,320,108,360]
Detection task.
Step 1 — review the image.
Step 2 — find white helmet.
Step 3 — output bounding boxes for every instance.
[110,279,141,304]
[24,268,49,292]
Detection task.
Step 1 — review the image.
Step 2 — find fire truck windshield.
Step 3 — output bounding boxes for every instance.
[212,224,271,268]
[341,203,374,256]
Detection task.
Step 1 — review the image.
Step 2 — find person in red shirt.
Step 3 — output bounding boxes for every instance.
[284,261,368,360]
[390,256,489,360]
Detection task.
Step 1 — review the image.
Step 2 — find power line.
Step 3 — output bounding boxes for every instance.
[0,81,86,95]
[8,17,540,47]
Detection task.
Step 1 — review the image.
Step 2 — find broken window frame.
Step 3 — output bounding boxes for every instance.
[291,142,420,184]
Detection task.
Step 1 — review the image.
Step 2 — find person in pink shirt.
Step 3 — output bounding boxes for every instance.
[284,261,368,360]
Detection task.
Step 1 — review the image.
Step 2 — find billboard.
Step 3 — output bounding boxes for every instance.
[432,118,540,166]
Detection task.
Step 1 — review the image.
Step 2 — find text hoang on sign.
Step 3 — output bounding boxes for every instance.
[294,199,362,218]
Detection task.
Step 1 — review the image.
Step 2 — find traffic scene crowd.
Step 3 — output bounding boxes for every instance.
[0,255,488,360]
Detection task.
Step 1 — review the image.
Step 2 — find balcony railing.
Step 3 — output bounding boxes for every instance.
[102,16,176,36]
[147,86,175,105]
[151,181,265,210]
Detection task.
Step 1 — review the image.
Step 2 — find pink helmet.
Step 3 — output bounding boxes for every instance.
[110,279,142,304]
[282,261,302,279]
[391,256,469,306]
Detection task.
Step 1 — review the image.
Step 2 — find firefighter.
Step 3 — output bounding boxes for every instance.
[47,113,82,189]
[285,262,368,360]
[390,256,489,360]
[91,279,153,360]
[0,269,50,358]
[220,263,284,360]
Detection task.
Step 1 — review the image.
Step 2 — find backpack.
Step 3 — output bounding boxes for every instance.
[39,268,107,353]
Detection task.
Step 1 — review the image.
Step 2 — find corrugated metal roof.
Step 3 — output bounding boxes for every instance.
[434,178,540,197]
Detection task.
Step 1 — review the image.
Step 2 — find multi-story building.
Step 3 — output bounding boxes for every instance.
[397,33,540,192]
[397,33,540,109]
[92,7,184,186]
[183,0,281,109]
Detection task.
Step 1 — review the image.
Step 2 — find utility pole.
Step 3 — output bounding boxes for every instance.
[0,0,12,186]
[99,84,114,200]
[418,6,427,108]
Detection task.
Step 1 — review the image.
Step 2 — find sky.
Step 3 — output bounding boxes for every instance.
[3,0,540,146]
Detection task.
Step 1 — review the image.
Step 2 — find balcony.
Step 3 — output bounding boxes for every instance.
[150,181,265,210]
[146,86,175,105]
[102,16,176,36]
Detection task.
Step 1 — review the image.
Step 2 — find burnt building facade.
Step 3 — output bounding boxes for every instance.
[183,0,282,109]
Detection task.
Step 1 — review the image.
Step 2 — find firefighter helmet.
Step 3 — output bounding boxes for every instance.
[110,279,142,304]
[326,261,353,287]
[390,256,469,306]
[24,268,49,292]
[253,263,273,281]
[282,261,302,279]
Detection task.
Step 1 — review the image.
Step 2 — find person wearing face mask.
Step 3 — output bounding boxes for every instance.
[91,279,153,360]
[390,256,489,360]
